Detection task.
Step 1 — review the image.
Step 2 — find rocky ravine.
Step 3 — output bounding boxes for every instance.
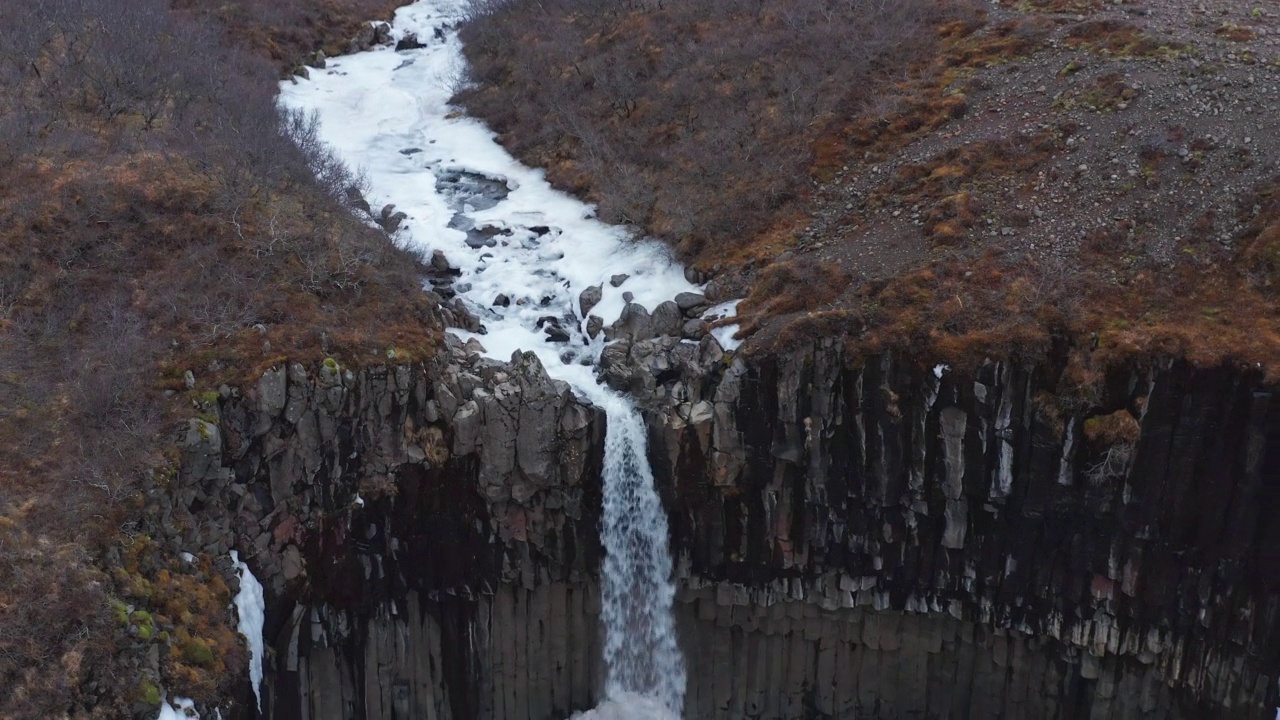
[173,313,1280,719]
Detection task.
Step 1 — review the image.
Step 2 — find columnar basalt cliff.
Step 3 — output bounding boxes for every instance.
[647,342,1280,718]
[179,333,1280,719]
[173,336,610,718]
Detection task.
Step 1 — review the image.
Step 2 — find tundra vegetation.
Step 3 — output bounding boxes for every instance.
[0,0,431,714]
[0,0,1277,715]
[457,0,1279,384]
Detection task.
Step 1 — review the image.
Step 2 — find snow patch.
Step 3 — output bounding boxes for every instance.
[230,551,265,712]
[710,325,742,352]
[703,300,743,351]
[155,697,198,720]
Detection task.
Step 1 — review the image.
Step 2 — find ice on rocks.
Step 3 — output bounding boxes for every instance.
[155,697,198,720]
[230,551,265,713]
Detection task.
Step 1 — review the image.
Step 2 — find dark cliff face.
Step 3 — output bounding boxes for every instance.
[175,340,607,718]
[648,344,1280,717]
[179,338,1280,719]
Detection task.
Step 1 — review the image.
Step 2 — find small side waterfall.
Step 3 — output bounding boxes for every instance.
[596,396,685,714]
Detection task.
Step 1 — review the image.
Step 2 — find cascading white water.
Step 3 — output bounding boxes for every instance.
[596,395,685,714]
[276,1,731,714]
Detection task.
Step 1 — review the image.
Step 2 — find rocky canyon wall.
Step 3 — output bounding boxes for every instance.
[177,333,1280,719]
[648,340,1280,718]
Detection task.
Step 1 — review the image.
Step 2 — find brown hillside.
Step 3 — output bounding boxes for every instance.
[0,0,435,715]
[457,0,1280,386]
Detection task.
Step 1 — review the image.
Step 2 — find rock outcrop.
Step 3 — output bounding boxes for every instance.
[169,336,606,718]
[648,344,1280,718]
[176,333,1280,719]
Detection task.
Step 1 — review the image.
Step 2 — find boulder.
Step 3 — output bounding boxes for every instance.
[538,316,571,343]
[348,24,375,52]
[379,204,407,233]
[599,341,633,392]
[651,300,683,337]
[675,291,709,315]
[430,249,453,273]
[345,186,372,216]
[578,284,602,318]
[607,302,652,342]
[682,318,709,340]
[443,298,482,332]
[395,33,426,51]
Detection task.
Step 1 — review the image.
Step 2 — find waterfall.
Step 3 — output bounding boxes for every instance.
[278,1,702,714]
[596,395,686,714]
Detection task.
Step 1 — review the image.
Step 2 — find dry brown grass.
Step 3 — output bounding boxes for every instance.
[1083,408,1141,444]
[815,14,1053,176]
[456,0,977,266]
[1053,72,1139,112]
[740,170,1280,390]
[1215,23,1258,43]
[175,0,404,70]
[0,0,438,714]
[1063,19,1184,57]
[744,232,1280,393]
[1239,177,1280,296]
[863,133,1059,244]
[734,259,852,337]
[1003,0,1100,12]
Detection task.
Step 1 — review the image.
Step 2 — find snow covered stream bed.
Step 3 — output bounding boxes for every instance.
[278,0,741,386]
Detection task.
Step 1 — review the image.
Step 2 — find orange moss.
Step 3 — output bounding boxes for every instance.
[1084,409,1141,444]
[113,539,246,704]
[1215,24,1258,43]
[1063,19,1183,57]
[1002,0,1100,12]
[736,259,851,336]
[1053,72,1139,112]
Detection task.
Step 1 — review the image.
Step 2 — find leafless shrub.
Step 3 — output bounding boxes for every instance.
[1085,442,1134,483]
[456,0,955,261]
[281,109,366,202]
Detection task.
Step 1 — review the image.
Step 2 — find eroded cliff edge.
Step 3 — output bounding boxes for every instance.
[177,335,1280,719]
